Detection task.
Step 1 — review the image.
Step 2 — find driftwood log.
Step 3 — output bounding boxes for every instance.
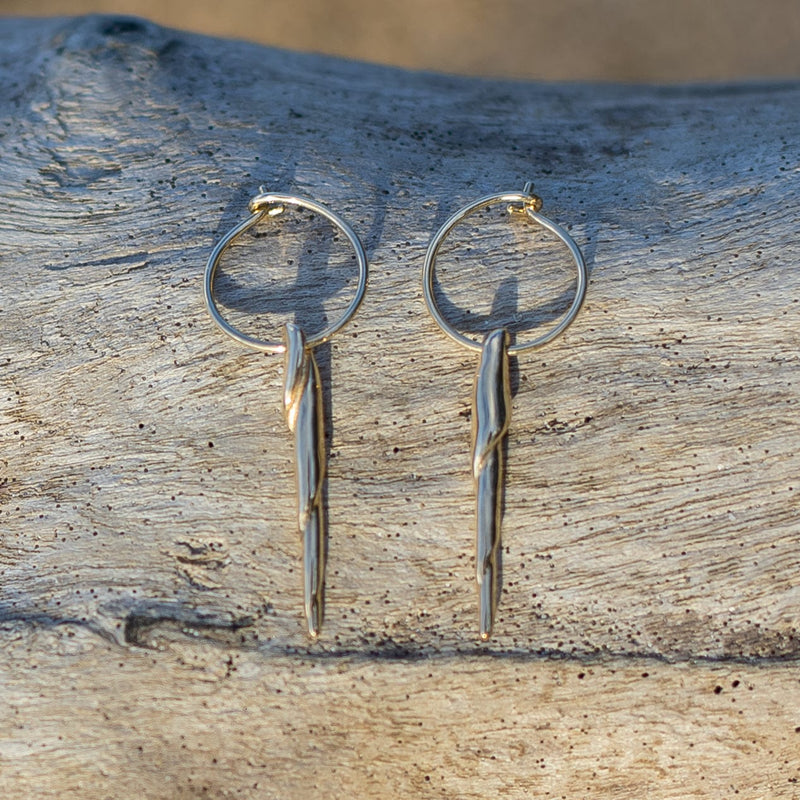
[1,14,800,798]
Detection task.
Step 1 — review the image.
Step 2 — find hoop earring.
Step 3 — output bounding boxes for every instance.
[423,182,587,640]
[204,190,368,638]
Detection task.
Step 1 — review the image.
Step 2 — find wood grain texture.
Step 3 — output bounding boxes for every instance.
[0,14,799,797]
[2,622,800,799]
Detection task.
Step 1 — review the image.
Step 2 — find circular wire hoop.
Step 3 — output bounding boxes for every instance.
[422,190,587,355]
[204,192,369,354]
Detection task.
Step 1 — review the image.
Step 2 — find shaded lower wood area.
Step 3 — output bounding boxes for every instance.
[2,622,799,798]
[0,14,799,797]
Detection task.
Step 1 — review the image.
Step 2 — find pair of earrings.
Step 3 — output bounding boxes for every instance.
[204,183,587,640]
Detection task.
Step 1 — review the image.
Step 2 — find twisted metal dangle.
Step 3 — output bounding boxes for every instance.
[423,182,587,640]
[205,190,368,638]
[282,323,326,637]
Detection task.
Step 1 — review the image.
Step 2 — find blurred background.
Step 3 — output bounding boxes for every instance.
[2,0,799,82]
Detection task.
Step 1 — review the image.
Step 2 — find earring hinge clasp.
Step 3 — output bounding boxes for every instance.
[508,181,542,214]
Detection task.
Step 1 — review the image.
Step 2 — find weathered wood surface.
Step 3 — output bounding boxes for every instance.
[1,14,799,798]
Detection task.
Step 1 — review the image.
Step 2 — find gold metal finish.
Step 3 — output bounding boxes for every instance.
[508,181,543,214]
[472,328,511,640]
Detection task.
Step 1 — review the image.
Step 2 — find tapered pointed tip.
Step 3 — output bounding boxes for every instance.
[479,611,493,640]
[478,556,496,640]
[476,559,498,638]
[306,603,322,639]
